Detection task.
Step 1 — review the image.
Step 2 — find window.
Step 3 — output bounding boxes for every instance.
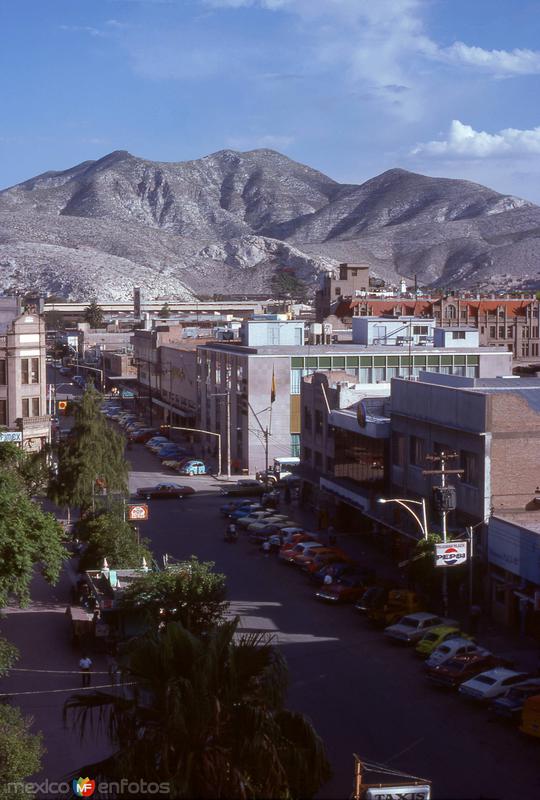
[523,327,530,338]
[22,398,30,417]
[413,325,429,335]
[351,269,357,276]
[446,306,457,319]
[409,435,425,466]
[32,398,39,417]
[290,369,302,394]
[507,327,513,339]
[21,358,39,384]
[0,399,6,426]
[0,360,5,385]
[291,434,300,458]
[392,432,406,466]
[489,326,496,338]
[335,287,341,296]
[460,450,479,487]
[499,326,505,339]
[304,407,312,432]
[339,265,347,280]
[533,326,539,338]
[452,331,466,340]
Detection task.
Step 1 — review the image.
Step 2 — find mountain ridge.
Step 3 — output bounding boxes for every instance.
[0,148,539,300]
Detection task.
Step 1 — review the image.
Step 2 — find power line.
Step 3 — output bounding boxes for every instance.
[0,682,135,698]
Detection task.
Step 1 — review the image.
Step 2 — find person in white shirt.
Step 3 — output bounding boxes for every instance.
[79,654,92,687]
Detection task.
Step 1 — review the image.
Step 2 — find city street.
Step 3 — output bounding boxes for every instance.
[127,444,540,800]
[1,434,539,799]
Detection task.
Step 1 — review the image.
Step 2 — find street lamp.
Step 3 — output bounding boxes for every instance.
[377,496,429,540]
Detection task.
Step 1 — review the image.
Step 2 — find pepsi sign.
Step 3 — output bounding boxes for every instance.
[435,541,468,567]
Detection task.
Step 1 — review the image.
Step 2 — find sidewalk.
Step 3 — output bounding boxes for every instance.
[276,494,540,675]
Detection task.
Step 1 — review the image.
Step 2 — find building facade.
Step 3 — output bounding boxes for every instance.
[0,309,50,450]
[335,296,540,361]
[315,263,370,320]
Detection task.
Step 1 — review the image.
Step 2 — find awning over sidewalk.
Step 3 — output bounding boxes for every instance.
[151,397,195,418]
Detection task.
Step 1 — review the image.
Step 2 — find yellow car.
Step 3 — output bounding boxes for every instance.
[415,625,472,658]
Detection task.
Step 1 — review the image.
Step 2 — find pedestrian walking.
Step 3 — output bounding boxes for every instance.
[79,654,93,687]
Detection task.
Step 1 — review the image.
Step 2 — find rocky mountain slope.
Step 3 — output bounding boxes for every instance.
[1,149,539,300]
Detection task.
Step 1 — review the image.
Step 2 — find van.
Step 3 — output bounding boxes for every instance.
[520,694,540,738]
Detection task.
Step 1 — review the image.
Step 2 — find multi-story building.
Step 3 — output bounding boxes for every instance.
[335,295,540,360]
[315,263,370,320]
[0,300,50,450]
[390,372,540,628]
[198,317,512,474]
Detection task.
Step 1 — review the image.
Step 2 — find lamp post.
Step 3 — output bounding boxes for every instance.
[164,423,222,477]
[377,496,429,540]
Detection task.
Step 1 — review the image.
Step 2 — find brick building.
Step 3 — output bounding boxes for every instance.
[335,296,540,360]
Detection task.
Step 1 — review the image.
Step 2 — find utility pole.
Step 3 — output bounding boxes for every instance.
[248,400,271,488]
[423,450,463,616]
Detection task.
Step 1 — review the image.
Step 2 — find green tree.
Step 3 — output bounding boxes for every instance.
[0,704,44,800]
[65,620,331,799]
[50,385,128,513]
[76,510,152,572]
[0,637,18,676]
[271,270,308,301]
[159,303,171,319]
[84,298,104,329]
[119,556,227,635]
[0,442,52,495]
[0,470,66,607]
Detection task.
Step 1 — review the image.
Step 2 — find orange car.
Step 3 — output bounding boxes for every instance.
[300,549,352,574]
[290,545,336,568]
[279,533,320,553]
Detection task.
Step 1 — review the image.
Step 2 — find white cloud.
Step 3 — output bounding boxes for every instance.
[437,42,540,77]
[225,133,295,150]
[412,120,540,158]
[59,24,108,37]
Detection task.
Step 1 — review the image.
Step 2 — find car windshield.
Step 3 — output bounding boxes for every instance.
[475,675,496,686]
[400,617,419,629]
[438,645,452,654]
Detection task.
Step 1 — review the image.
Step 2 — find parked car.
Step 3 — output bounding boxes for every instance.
[73,375,86,388]
[415,626,473,658]
[425,638,487,670]
[237,511,276,529]
[301,549,352,574]
[220,499,258,517]
[489,680,540,722]
[384,613,455,645]
[354,586,392,616]
[279,540,322,564]
[131,429,160,443]
[368,589,423,627]
[136,482,195,499]
[177,460,207,476]
[315,573,370,603]
[220,480,265,497]
[293,546,348,570]
[459,668,529,702]
[230,504,266,521]
[311,561,361,585]
[427,653,514,689]
[145,436,170,448]
[246,515,290,531]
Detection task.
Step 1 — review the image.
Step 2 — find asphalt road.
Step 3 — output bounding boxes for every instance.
[127,444,540,800]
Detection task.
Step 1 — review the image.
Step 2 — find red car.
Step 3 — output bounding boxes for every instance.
[136,482,195,499]
[315,573,369,603]
[426,653,511,689]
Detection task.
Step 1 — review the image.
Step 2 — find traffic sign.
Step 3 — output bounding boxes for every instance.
[435,541,467,567]
[127,503,149,521]
[58,400,68,412]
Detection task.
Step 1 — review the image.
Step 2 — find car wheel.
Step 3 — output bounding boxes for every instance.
[189,470,195,476]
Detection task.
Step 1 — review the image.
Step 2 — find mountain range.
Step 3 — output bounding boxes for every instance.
[1,148,539,301]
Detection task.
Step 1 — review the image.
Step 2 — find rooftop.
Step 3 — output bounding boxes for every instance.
[198,343,508,356]
[492,513,540,535]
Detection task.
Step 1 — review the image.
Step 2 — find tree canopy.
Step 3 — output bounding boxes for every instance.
[65,620,331,799]
[76,510,152,572]
[84,299,104,329]
[0,705,43,800]
[0,441,52,495]
[50,385,128,513]
[0,469,66,607]
[119,556,228,635]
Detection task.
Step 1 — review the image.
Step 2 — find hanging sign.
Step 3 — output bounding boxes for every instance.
[435,541,468,567]
[127,503,149,521]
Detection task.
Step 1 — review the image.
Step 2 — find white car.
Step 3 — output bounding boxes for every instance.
[237,511,275,529]
[384,613,456,644]
[458,668,529,702]
[425,638,488,669]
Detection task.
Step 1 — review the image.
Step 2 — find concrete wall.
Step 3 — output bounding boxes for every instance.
[241,320,305,347]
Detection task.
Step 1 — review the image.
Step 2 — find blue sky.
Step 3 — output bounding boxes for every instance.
[2,0,540,200]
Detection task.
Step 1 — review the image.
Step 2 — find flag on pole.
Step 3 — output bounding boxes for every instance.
[270,366,276,403]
